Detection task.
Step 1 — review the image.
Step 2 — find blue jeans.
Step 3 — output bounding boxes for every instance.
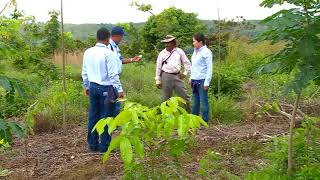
[113,101,121,117]
[88,82,115,153]
[191,79,209,123]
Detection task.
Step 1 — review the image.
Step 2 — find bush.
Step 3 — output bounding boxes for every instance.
[210,63,244,97]
[209,95,243,124]
[27,79,88,132]
[247,116,320,179]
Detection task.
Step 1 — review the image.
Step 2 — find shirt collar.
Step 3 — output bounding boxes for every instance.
[195,45,206,53]
[165,47,177,53]
[95,43,107,48]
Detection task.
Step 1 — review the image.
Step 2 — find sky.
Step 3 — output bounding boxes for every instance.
[0,0,293,24]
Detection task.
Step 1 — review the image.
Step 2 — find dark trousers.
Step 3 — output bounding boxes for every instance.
[87,82,115,153]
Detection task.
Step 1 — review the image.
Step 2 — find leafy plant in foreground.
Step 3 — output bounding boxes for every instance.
[93,97,207,167]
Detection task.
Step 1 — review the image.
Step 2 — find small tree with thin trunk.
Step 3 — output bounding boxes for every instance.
[258,0,320,176]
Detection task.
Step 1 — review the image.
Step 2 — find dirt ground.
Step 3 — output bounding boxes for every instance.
[0,116,289,180]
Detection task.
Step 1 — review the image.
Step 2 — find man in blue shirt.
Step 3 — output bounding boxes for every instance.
[107,26,141,116]
[82,27,124,153]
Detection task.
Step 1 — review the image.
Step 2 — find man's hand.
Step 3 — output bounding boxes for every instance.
[118,92,125,99]
[132,56,142,62]
[156,80,162,89]
[204,86,209,91]
[85,89,89,96]
[178,73,186,80]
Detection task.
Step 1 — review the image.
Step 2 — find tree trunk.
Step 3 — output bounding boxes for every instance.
[60,0,67,127]
[287,93,301,176]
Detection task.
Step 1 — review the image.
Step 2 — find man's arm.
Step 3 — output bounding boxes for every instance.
[155,52,163,82]
[81,52,89,88]
[106,52,123,93]
[204,50,213,89]
[122,56,142,64]
[180,49,192,75]
[81,51,90,96]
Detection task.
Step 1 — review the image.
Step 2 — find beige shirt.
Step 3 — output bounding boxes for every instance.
[155,47,191,81]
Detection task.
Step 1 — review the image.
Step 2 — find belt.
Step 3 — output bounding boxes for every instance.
[162,71,180,75]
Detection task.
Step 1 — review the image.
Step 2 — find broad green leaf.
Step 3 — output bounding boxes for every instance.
[188,115,198,129]
[177,115,188,137]
[156,122,164,137]
[167,97,179,111]
[177,106,188,115]
[7,121,25,139]
[114,110,132,126]
[11,80,25,98]
[130,136,144,159]
[192,114,208,127]
[108,110,132,134]
[92,118,110,136]
[160,101,168,115]
[0,76,12,92]
[164,117,175,137]
[103,135,122,163]
[130,109,139,124]
[120,137,133,165]
[175,96,186,104]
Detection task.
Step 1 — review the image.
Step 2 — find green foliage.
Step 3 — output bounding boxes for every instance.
[198,149,221,176]
[0,119,26,149]
[208,17,256,60]
[257,0,320,94]
[198,149,240,179]
[118,23,144,59]
[0,76,35,119]
[0,16,58,78]
[130,1,154,15]
[42,10,60,55]
[0,168,12,177]
[247,116,320,179]
[121,62,162,107]
[209,95,243,124]
[26,79,88,129]
[63,31,88,52]
[211,63,244,96]
[93,97,207,167]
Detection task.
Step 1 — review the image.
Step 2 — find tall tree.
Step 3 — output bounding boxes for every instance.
[43,10,60,55]
[141,7,207,61]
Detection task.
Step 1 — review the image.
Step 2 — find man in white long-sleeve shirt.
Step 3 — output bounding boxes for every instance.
[155,35,192,111]
[82,28,123,153]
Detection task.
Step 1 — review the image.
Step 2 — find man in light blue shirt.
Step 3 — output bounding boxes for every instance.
[82,27,123,153]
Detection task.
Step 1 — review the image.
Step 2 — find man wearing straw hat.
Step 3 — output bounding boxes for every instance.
[155,35,191,111]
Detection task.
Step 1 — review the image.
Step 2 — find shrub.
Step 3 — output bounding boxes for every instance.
[209,95,243,124]
[247,116,320,179]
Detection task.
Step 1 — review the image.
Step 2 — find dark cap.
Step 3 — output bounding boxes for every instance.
[111,26,125,36]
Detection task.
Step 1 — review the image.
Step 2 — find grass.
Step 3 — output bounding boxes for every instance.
[209,95,243,125]
[121,62,162,107]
